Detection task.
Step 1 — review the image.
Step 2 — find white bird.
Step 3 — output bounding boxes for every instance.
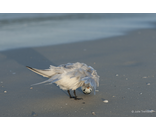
[26,62,99,100]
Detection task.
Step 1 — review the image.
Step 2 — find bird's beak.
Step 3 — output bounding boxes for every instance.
[87,87,90,89]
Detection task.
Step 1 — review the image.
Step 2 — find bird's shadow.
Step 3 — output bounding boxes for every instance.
[1,47,84,98]
[1,47,57,68]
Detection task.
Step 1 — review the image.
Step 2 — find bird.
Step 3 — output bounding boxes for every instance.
[26,62,99,100]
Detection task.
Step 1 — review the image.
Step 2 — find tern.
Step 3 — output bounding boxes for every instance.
[26,62,99,100]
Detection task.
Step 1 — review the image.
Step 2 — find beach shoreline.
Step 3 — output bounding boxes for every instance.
[0,28,156,117]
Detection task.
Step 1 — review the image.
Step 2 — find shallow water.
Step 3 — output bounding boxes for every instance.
[0,13,156,51]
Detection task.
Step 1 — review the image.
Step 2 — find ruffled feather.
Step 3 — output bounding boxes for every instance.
[27,62,100,94]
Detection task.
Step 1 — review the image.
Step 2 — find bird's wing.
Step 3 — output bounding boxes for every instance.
[26,66,63,78]
[66,66,98,94]
[66,67,87,79]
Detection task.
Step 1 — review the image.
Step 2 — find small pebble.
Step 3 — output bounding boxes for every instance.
[142,76,147,78]
[30,87,33,89]
[1,81,3,83]
[103,100,109,103]
[4,91,7,93]
[31,111,37,117]
[95,90,99,92]
[146,83,150,85]
[12,72,16,75]
[140,93,142,95]
[116,74,119,76]
[92,112,96,115]
[126,78,128,80]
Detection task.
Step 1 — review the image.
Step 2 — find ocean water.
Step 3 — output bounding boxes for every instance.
[0,13,156,51]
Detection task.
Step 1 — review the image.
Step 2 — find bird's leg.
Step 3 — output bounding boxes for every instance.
[73,90,83,100]
[67,90,74,99]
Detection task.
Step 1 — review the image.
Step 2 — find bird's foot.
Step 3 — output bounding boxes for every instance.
[68,90,83,100]
[69,96,75,99]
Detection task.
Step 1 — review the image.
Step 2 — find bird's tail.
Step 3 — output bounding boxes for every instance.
[26,66,61,86]
[26,66,55,78]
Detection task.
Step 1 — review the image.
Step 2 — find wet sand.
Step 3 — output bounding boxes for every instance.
[0,28,156,117]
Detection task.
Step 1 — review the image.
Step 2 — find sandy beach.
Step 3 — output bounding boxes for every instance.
[0,28,156,117]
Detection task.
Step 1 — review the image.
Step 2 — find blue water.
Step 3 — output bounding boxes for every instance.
[0,13,156,51]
